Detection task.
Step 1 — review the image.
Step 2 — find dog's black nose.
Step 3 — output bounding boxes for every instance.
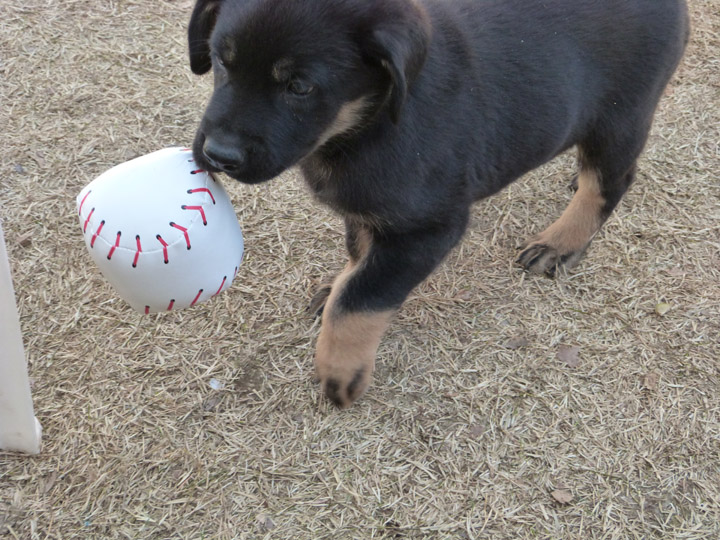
[202,138,246,174]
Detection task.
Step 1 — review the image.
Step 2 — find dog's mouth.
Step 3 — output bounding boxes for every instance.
[191,130,288,185]
[192,127,326,184]
[223,164,289,184]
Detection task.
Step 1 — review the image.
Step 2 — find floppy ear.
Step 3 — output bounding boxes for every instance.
[364,3,431,124]
[188,0,223,75]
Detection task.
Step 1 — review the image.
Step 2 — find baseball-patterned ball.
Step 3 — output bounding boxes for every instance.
[77,147,244,314]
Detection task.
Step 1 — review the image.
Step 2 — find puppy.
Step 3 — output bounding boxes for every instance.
[187,0,689,407]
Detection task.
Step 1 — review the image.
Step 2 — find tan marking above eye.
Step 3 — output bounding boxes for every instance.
[271,57,295,82]
[218,38,236,65]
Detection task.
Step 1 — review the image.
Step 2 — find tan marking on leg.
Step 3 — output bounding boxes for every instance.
[314,98,368,150]
[315,264,393,407]
[518,168,606,274]
[307,280,333,316]
[309,222,372,318]
[308,260,354,318]
[345,211,389,235]
[348,224,373,264]
[536,168,605,252]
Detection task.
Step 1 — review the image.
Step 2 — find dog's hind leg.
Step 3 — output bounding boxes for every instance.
[517,118,651,277]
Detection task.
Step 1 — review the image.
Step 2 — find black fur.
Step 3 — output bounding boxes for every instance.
[188,0,689,400]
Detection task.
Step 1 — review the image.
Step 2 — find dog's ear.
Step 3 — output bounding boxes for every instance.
[364,2,431,124]
[188,0,223,75]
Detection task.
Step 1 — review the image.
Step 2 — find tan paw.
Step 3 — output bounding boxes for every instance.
[314,310,392,408]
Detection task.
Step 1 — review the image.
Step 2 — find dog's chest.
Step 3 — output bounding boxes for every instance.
[300,158,385,220]
[300,158,337,203]
[303,169,353,216]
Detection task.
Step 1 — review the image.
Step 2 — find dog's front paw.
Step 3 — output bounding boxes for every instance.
[314,310,392,408]
[315,359,373,408]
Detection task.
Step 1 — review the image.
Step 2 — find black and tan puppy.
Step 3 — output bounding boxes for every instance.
[187,0,689,407]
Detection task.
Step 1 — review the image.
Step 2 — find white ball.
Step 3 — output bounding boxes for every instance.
[77,147,244,314]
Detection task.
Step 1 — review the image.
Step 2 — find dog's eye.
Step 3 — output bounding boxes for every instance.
[286,79,314,96]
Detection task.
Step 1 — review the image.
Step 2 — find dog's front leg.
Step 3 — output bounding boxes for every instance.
[308,217,372,317]
[315,218,467,407]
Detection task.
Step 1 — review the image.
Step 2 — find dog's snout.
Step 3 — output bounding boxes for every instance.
[202,138,247,174]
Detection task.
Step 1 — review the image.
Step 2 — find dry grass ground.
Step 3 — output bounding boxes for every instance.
[1,1,718,538]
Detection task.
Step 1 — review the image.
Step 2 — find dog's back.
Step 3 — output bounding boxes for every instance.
[404,0,690,198]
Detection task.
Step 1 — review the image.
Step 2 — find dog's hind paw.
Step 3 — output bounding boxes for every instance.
[516,241,585,277]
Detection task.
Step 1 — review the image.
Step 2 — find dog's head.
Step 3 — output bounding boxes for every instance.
[188,0,431,183]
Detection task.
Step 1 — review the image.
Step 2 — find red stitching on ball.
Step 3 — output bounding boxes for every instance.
[167,299,175,311]
[181,148,192,152]
[107,231,121,260]
[90,220,105,248]
[156,234,169,264]
[190,289,203,307]
[79,191,91,216]
[233,266,239,278]
[190,169,205,175]
[133,235,142,268]
[187,188,216,204]
[181,205,207,225]
[170,222,191,249]
[83,208,95,233]
[214,276,227,296]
